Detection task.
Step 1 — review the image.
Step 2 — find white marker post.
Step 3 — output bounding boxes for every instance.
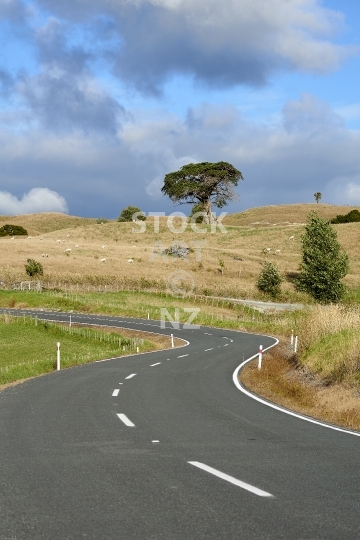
[57,342,61,371]
[290,329,294,347]
[69,315,72,329]
[258,345,263,370]
[148,312,150,320]
[294,336,298,353]
[171,334,174,348]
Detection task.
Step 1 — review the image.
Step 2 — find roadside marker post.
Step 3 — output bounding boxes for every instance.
[290,329,294,346]
[294,336,298,353]
[171,334,174,348]
[258,345,263,370]
[57,342,61,371]
[69,315,72,329]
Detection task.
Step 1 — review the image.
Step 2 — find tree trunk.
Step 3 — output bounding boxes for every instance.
[203,199,214,224]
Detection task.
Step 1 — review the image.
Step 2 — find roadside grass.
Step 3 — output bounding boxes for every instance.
[0,314,169,386]
[240,346,360,431]
[0,289,302,336]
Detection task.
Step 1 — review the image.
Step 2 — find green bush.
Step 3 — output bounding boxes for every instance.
[0,224,28,236]
[331,209,360,224]
[25,259,43,278]
[256,261,282,298]
[118,206,146,222]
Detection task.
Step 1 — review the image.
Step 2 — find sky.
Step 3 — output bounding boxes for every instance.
[0,0,360,217]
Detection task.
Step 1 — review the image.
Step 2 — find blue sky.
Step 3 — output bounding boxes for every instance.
[0,0,360,217]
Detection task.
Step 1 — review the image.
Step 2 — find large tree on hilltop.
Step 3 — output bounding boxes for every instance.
[161,162,243,224]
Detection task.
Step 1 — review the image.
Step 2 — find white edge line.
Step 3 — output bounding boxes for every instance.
[232,339,360,438]
[117,413,135,427]
[188,461,274,498]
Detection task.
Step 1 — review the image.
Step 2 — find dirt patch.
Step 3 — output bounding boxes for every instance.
[240,340,360,431]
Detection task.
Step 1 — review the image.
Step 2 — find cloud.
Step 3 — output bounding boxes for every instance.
[35,0,356,94]
[13,16,126,135]
[0,0,26,23]
[0,188,69,215]
[0,94,359,217]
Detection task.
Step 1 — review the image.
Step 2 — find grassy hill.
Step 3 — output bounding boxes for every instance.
[0,204,359,300]
[0,212,98,236]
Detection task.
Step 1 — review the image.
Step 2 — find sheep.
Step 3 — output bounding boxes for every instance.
[56,239,62,243]
[40,237,43,240]
[75,244,79,248]
[100,258,106,262]
[66,234,70,238]
[289,235,294,241]
[262,247,271,254]
[127,258,134,263]
[64,248,72,253]
[45,254,49,258]
[275,249,281,255]
[101,245,106,249]
[41,253,46,257]
[28,236,32,239]
[11,237,14,240]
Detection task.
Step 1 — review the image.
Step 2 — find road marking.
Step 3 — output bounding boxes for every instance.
[152,440,160,443]
[112,389,120,396]
[117,414,135,427]
[224,344,229,347]
[150,362,161,367]
[204,348,213,351]
[125,374,136,379]
[178,354,188,358]
[188,462,274,498]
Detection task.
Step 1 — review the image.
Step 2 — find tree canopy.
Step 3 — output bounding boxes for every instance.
[118,206,146,222]
[161,161,243,224]
[0,224,28,237]
[296,212,349,303]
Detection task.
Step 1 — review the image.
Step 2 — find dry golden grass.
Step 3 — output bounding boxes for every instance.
[1,204,358,299]
[0,212,97,236]
[240,345,360,431]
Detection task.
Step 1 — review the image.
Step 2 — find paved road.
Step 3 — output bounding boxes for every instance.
[0,309,359,539]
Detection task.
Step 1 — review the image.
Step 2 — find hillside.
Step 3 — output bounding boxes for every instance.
[223,203,358,226]
[0,213,98,236]
[0,204,359,299]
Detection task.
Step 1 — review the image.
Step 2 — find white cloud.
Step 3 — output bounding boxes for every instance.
[0,187,69,215]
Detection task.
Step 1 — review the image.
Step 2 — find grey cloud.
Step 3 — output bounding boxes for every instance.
[0,0,26,23]
[34,0,355,94]
[19,70,124,135]
[0,94,359,217]
[0,68,14,97]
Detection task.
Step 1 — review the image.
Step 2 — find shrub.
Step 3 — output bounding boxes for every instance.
[296,212,349,303]
[331,209,360,224]
[25,259,43,277]
[0,224,28,236]
[256,261,282,298]
[118,206,146,222]
[96,217,108,224]
[189,202,205,223]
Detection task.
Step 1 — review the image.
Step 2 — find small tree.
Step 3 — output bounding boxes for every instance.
[256,261,282,298]
[25,259,43,278]
[314,192,322,204]
[296,212,349,303]
[189,202,205,223]
[118,205,146,222]
[0,224,28,236]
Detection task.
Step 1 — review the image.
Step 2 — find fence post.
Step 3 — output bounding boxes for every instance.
[258,345,263,370]
[57,342,61,371]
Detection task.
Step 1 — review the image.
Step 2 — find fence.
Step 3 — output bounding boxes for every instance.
[11,281,42,291]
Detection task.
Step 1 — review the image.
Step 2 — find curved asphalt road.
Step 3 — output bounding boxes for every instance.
[0,309,359,539]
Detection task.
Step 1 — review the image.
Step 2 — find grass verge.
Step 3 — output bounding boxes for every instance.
[0,314,181,388]
[240,342,360,431]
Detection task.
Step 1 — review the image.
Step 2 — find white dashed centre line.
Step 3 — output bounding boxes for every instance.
[204,348,213,351]
[112,389,120,397]
[125,374,136,379]
[150,362,161,367]
[178,354,189,358]
[188,462,274,498]
[224,344,229,347]
[117,414,135,427]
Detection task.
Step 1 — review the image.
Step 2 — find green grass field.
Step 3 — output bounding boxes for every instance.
[0,314,157,385]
